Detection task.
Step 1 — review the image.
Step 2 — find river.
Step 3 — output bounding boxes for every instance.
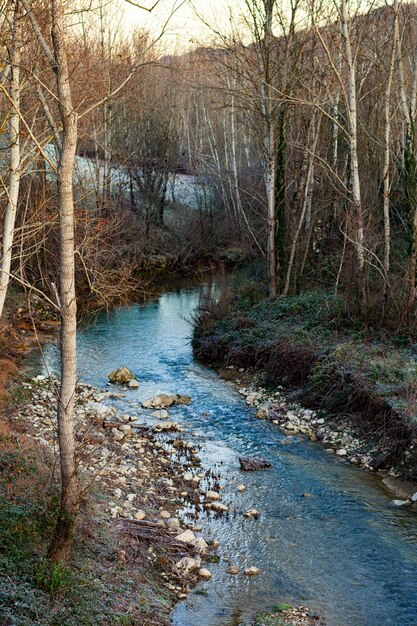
[39,282,417,626]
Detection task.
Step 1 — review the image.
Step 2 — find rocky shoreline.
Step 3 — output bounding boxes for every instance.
[219,365,417,507]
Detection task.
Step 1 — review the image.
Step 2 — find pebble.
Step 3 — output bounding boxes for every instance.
[244,566,262,576]
[198,568,212,580]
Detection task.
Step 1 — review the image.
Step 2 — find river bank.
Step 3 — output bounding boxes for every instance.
[193,285,417,484]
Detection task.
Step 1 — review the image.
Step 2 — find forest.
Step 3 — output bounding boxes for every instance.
[0,0,416,625]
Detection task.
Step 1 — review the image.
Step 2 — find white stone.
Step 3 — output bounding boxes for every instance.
[175,530,197,545]
[237,484,246,492]
[245,566,262,576]
[336,449,347,456]
[198,568,212,580]
[205,490,221,501]
[128,379,139,388]
[134,510,146,520]
[243,508,260,518]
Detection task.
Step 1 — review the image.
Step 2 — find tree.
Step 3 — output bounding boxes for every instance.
[0,0,22,319]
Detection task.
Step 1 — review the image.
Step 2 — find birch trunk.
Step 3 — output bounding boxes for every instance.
[382,4,397,302]
[340,0,366,312]
[0,1,21,319]
[48,0,80,566]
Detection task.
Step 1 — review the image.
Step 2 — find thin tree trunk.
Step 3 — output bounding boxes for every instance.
[340,0,366,312]
[48,0,80,566]
[283,114,320,296]
[382,4,397,306]
[0,1,21,319]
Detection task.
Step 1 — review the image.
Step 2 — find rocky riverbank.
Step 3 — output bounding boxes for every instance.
[219,365,417,507]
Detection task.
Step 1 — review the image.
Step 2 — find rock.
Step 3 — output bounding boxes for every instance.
[243,508,260,518]
[237,484,246,492]
[194,537,209,552]
[126,493,136,502]
[134,510,146,520]
[128,379,139,389]
[392,499,412,507]
[210,502,229,513]
[175,530,197,545]
[176,556,201,575]
[142,393,192,409]
[228,565,240,575]
[86,401,113,416]
[153,421,182,432]
[336,448,347,457]
[183,472,193,481]
[255,407,268,419]
[411,492,417,502]
[239,456,272,471]
[108,366,136,384]
[301,492,313,498]
[159,510,171,519]
[150,409,169,419]
[167,517,181,530]
[205,490,221,501]
[244,566,262,576]
[198,568,212,580]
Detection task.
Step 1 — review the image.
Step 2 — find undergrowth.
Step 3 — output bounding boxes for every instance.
[0,431,171,625]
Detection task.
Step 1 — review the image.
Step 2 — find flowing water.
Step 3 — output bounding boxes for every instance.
[39,284,417,626]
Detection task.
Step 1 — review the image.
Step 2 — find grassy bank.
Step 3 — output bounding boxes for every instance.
[192,280,417,479]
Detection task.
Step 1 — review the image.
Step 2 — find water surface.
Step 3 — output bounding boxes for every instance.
[40,285,417,626]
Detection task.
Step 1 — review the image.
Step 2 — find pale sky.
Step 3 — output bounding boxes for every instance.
[120,0,238,49]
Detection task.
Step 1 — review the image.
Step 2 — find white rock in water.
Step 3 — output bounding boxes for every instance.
[243,508,260,518]
[128,379,139,389]
[411,492,417,502]
[211,502,229,513]
[205,490,221,501]
[198,568,212,580]
[176,556,201,574]
[175,529,197,545]
[336,449,347,456]
[194,537,209,552]
[392,499,412,507]
[237,484,246,492]
[183,472,193,481]
[244,566,262,576]
[150,409,169,419]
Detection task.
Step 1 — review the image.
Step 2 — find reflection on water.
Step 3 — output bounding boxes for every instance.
[38,283,417,626]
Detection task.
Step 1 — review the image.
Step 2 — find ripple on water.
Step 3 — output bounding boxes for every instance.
[39,284,417,626]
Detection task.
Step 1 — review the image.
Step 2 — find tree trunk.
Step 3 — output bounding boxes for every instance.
[340,0,366,313]
[48,0,80,566]
[0,1,21,319]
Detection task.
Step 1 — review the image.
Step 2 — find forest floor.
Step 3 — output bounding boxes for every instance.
[192,282,417,486]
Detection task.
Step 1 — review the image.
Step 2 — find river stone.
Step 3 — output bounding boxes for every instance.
[194,537,209,552]
[205,490,221,501]
[142,393,192,409]
[134,510,146,520]
[150,409,169,419]
[176,556,201,574]
[411,492,417,502]
[228,565,240,575]
[210,502,229,513]
[336,448,348,456]
[108,366,136,384]
[244,566,262,576]
[128,379,139,389]
[243,508,260,518]
[198,568,212,580]
[237,484,246,492]
[175,529,197,545]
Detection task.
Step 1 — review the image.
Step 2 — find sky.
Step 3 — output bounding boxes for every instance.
[120,0,238,49]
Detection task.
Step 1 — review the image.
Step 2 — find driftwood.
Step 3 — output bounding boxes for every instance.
[116,519,195,554]
[239,456,272,471]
